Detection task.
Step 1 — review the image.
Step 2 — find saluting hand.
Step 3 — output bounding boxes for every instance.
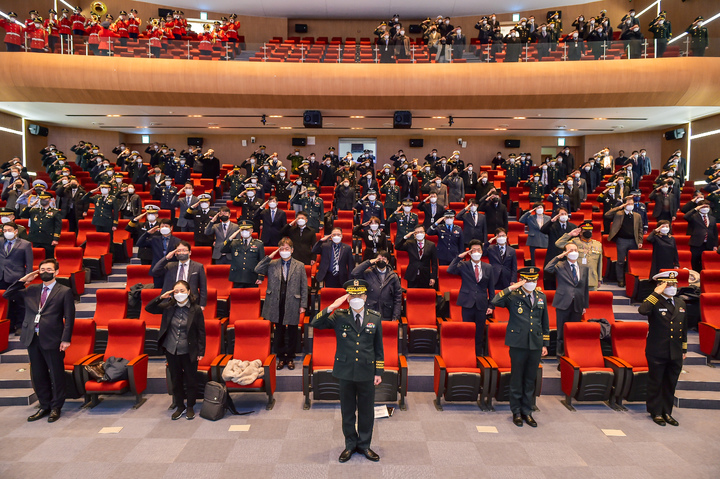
[327,293,349,313]
[165,248,178,260]
[569,227,581,237]
[160,290,174,299]
[20,270,40,284]
[508,279,526,291]
[268,248,280,258]
[654,282,668,295]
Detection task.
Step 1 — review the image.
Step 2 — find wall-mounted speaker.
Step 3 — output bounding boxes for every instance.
[393,111,412,129]
[504,139,521,148]
[291,138,307,147]
[303,110,322,128]
[664,128,686,140]
[158,8,173,18]
[409,139,424,148]
[28,124,49,136]
[187,137,204,147]
[408,24,422,34]
[295,24,308,33]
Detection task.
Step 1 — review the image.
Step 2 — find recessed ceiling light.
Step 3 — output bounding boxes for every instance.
[188,115,202,118]
[106,114,121,117]
[594,117,606,120]
[494,128,507,131]
[513,116,526,120]
[269,115,283,118]
[280,127,292,130]
[557,125,567,129]
[351,127,364,130]
[350,116,365,119]
[569,129,578,131]
[423,128,436,130]
[431,116,445,119]
[208,126,220,129]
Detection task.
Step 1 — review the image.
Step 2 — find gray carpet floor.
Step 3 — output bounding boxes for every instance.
[0,392,718,479]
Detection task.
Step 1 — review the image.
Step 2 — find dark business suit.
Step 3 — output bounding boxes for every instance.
[540,220,577,289]
[136,232,182,287]
[399,174,419,200]
[255,208,287,247]
[395,236,438,288]
[683,210,718,272]
[545,256,589,355]
[448,257,496,355]
[0,237,33,329]
[419,202,446,229]
[146,296,206,408]
[456,210,488,246]
[151,257,208,307]
[350,261,403,320]
[311,240,355,287]
[484,244,518,290]
[4,280,75,410]
[279,224,317,265]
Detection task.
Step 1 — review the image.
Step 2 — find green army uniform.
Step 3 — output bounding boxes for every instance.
[0,209,28,240]
[220,221,265,287]
[224,169,246,198]
[83,190,119,237]
[528,179,545,203]
[380,181,401,217]
[417,167,435,193]
[388,208,418,240]
[491,268,549,419]
[291,192,324,232]
[555,234,603,290]
[21,204,62,258]
[286,152,305,171]
[503,158,520,188]
[310,279,384,455]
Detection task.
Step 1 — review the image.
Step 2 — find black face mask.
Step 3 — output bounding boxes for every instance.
[582,231,593,239]
[176,253,189,262]
[39,272,54,282]
[376,261,387,270]
[34,187,43,194]
[219,216,229,222]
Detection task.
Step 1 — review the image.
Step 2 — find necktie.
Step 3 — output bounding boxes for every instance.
[474,263,480,282]
[355,313,362,329]
[5,241,11,255]
[223,223,227,235]
[704,215,709,227]
[571,263,578,283]
[418,242,424,258]
[472,212,477,225]
[332,244,340,275]
[271,209,275,222]
[500,246,505,258]
[283,261,289,280]
[178,262,186,281]
[40,286,49,309]
[163,237,169,254]
[527,293,534,307]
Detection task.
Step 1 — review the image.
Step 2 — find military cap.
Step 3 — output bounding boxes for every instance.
[344,278,369,295]
[259,145,266,149]
[695,16,704,22]
[452,150,461,156]
[37,191,52,199]
[61,8,69,13]
[74,6,82,12]
[443,210,456,218]
[306,183,317,191]
[198,193,212,201]
[48,9,57,14]
[652,270,679,283]
[220,16,228,21]
[533,172,541,177]
[130,9,138,14]
[229,13,238,19]
[402,200,413,206]
[105,14,113,20]
[113,172,123,178]
[580,220,594,230]
[7,12,17,17]
[119,10,127,15]
[34,17,43,24]
[238,220,254,230]
[383,163,391,168]
[32,179,47,188]
[387,175,396,181]
[713,158,720,164]
[144,205,160,212]
[366,189,377,196]
[161,144,169,149]
[508,153,517,158]
[29,10,39,15]
[630,189,642,196]
[0,208,16,216]
[244,185,257,191]
[518,267,541,281]
[301,159,310,164]
[213,21,221,26]
[328,146,335,151]
[98,183,111,188]
[277,166,287,172]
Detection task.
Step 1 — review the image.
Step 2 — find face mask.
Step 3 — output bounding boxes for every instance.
[174,292,188,303]
[279,173,286,178]
[165,181,172,186]
[330,235,342,244]
[470,252,482,262]
[297,219,306,227]
[39,272,55,282]
[577,230,592,240]
[376,260,387,270]
[160,226,171,235]
[522,281,537,292]
[536,208,544,215]
[176,253,189,262]
[481,177,488,184]
[100,188,110,195]
[128,187,135,194]
[403,206,412,213]
[415,233,425,241]
[240,230,251,239]
[584,166,590,172]
[700,207,710,214]
[659,227,670,235]
[279,250,292,259]
[445,219,454,226]
[61,179,69,186]
[496,236,507,245]
[625,205,634,212]
[542,166,548,170]
[559,215,568,223]
[3,231,15,240]
[664,286,677,297]
[429,197,437,204]
[144,214,156,222]
[369,224,379,232]
[567,181,573,187]
[368,195,377,202]
[39,199,51,207]
[567,251,579,261]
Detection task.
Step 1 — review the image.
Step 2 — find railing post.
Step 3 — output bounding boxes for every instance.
[485,43,490,62]
[225,42,230,61]
[627,43,630,59]
[685,36,690,57]
[337,44,341,63]
[263,42,267,61]
[654,38,657,59]
[601,41,607,60]
[85,41,89,56]
[147,38,152,58]
[301,44,305,62]
[70,34,74,55]
[108,37,113,56]
[642,39,648,59]
[524,43,528,62]
[374,45,378,63]
[562,43,567,61]
[187,40,191,60]
[411,44,415,63]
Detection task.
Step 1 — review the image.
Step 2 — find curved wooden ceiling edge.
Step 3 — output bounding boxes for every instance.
[1,54,719,109]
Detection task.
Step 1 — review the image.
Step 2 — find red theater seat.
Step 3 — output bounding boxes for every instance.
[702,251,720,271]
[609,322,650,408]
[700,270,720,293]
[83,232,113,278]
[302,327,338,409]
[375,321,408,409]
[699,293,720,362]
[63,318,97,399]
[433,322,483,410]
[437,265,462,293]
[624,250,652,301]
[92,288,128,353]
[401,289,441,353]
[54,247,85,296]
[584,291,616,324]
[125,265,153,292]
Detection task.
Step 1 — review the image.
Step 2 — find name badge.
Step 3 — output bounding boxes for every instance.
[34,313,41,324]
[581,257,587,265]
[659,308,668,312]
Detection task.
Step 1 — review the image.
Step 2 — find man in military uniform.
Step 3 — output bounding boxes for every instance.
[526,172,545,203]
[233,185,264,229]
[184,193,215,247]
[82,183,119,238]
[638,271,687,427]
[291,184,324,232]
[491,267,549,428]
[503,154,521,188]
[388,200,418,240]
[250,145,269,164]
[221,221,265,288]
[224,166,245,199]
[356,189,384,225]
[547,184,571,215]
[21,192,62,258]
[322,146,338,166]
[0,208,28,240]
[127,205,161,263]
[649,12,671,57]
[158,177,178,223]
[555,221,603,290]
[686,16,708,57]
[427,210,464,266]
[380,176,400,223]
[630,189,649,233]
[311,279,383,463]
[286,148,305,171]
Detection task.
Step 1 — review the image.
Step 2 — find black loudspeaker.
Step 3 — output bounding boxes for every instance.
[158,8,173,18]
[505,139,521,148]
[409,139,424,148]
[664,128,686,140]
[303,110,322,128]
[292,138,307,147]
[393,111,412,129]
[409,24,422,34]
[295,24,308,33]
[187,137,204,147]
[27,124,48,137]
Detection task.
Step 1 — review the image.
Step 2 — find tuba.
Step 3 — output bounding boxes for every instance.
[90,2,107,17]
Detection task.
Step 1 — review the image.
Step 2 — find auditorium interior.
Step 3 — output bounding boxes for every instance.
[1,0,720,478]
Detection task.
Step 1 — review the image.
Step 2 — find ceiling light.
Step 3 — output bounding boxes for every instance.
[188,115,202,118]
[106,114,121,117]
[350,116,365,119]
[280,127,292,130]
[594,117,606,120]
[556,125,567,129]
[569,129,577,131]
[269,115,283,118]
[351,127,364,130]
[423,128,436,131]
[208,126,220,129]
[513,116,526,120]
[494,128,507,131]
[431,116,445,119]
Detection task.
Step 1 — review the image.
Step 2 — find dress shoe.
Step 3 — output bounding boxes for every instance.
[27,409,50,422]
[338,449,354,463]
[522,414,537,427]
[287,360,295,370]
[512,413,523,427]
[356,448,380,462]
[186,407,195,420]
[663,414,679,426]
[618,280,625,288]
[277,361,285,370]
[48,408,61,423]
[14,328,21,336]
[171,406,186,420]
[652,415,666,426]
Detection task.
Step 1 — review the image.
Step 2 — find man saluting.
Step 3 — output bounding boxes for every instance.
[311,279,384,463]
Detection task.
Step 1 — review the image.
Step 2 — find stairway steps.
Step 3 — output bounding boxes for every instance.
[674,389,720,409]
[0,388,37,406]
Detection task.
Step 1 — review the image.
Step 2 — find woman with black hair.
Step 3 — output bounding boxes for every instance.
[146,280,206,420]
[646,220,680,278]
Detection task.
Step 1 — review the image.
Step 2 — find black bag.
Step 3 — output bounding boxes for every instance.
[199,381,252,421]
[103,356,130,382]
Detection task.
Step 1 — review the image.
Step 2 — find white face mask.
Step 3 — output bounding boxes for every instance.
[61,179,69,185]
[240,230,251,238]
[3,231,15,240]
[429,197,437,204]
[470,205,478,212]
[415,233,425,241]
[368,195,376,202]
[369,224,379,231]
[664,286,677,297]
[0,217,10,224]
[349,297,365,310]
[199,202,209,210]
[389,180,395,186]
[496,236,507,245]
[247,192,255,198]
[296,219,306,227]
[559,215,568,223]
[522,282,537,292]
[470,252,482,262]
[268,202,277,209]
[700,207,710,214]
[160,226,171,235]
[567,181,573,187]
[279,250,292,259]
[403,206,412,213]
[147,214,157,222]
[174,292,188,303]
[128,188,135,194]
[625,205,634,212]
[100,188,109,195]
[327,234,341,244]
[185,189,193,195]
[661,187,668,194]
[567,251,579,261]
[659,226,670,235]
[445,219,454,226]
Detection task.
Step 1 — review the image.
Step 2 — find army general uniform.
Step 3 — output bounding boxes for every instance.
[311,279,384,456]
[554,220,603,290]
[220,221,265,288]
[21,193,62,258]
[638,271,687,424]
[491,267,549,418]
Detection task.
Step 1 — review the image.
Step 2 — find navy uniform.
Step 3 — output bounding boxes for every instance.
[250,145,270,164]
[491,267,549,427]
[183,193,215,247]
[291,185,324,232]
[388,201,419,240]
[82,183,119,237]
[310,279,384,463]
[220,221,266,288]
[356,190,385,225]
[427,210,464,265]
[21,192,62,258]
[271,167,292,203]
[232,186,264,230]
[158,179,178,222]
[547,187,571,215]
[377,164,393,185]
[127,205,161,264]
[503,155,521,188]
[630,190,649,232]
[638,271,687,426]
